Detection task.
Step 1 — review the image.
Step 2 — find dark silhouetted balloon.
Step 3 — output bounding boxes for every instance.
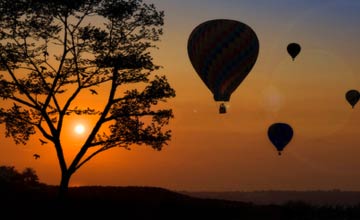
[268,122,293,156]
[187,19,259,113]
[287,43,301,61]
[345,89,360,109]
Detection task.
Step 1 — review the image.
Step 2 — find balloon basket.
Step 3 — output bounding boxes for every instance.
[219,103,226,114]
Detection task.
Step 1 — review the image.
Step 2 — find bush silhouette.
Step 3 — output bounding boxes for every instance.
[0,165,40,191]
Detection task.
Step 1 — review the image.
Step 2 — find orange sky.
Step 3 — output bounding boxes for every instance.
[1,0,360,191]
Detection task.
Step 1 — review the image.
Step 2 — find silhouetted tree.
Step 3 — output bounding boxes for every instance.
[0,0,175,199]
[0,166,23,188]
[0,165,39,189]
[21,167,39,186]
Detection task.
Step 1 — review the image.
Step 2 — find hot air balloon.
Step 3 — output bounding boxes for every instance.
[267,122,293,156]
[187,19,259,114]
[287,43,301,61]
[345,89,360,109]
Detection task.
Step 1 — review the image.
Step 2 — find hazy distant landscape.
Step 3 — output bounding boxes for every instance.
[182,190,360,206]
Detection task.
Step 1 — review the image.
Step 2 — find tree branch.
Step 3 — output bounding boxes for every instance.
[69,67,119,172]
[75,145,118,171]
[8,96,38,109]
[36,123,53,141]
[43,15,69,118]
[104,111,160,122]
[21,37,62,113]
[1,62,40,109]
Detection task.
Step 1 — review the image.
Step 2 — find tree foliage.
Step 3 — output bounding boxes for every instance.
[0,0,175,195]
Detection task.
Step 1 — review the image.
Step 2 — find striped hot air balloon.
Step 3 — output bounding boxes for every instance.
[187,19,259,113]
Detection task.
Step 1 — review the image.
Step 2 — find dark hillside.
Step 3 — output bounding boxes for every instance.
[2,185,360,219]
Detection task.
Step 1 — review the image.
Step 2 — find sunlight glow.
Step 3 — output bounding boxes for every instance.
[74,124,85,135]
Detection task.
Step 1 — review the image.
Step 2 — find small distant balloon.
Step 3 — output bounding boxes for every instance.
[267,122,293,156]
[287,43,301,61]
[345,89,360,109]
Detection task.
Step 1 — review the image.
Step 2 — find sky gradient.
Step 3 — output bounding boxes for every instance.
[1,0,360,191]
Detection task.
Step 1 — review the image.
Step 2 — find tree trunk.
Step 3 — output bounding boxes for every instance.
[58,171,71,201]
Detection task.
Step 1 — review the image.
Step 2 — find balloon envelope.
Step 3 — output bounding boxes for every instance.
[267,123,293,155]
[187,19,259,103]
[287,43,301,60]
[345,89,360,108]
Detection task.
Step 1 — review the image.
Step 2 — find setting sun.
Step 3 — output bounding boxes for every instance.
[74,124,85,135]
